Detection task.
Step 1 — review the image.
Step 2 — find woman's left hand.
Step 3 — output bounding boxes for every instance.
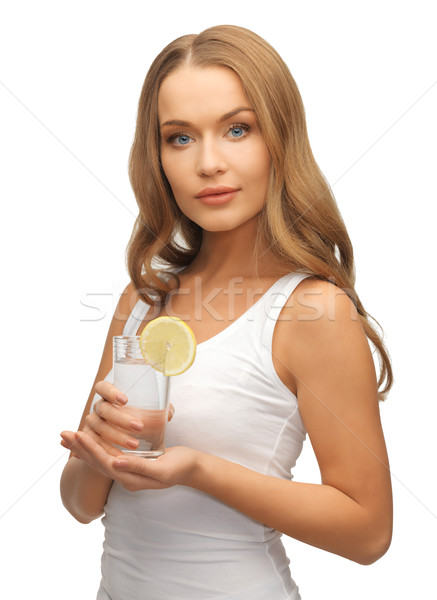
[112,445,202,491]
[61,428,201,492]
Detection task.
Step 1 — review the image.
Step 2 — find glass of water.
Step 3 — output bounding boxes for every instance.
[113,335,170,458]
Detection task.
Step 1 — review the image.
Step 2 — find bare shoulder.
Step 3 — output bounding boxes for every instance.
[113,281,142,325]
[291,277,371,382]
[287,276,359,322]
[272,277,369,397]
[278,277,362,343]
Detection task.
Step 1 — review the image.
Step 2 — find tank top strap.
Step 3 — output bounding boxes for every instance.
[122,267,186,336]
[123,299,151,336]
[260,271,312,351]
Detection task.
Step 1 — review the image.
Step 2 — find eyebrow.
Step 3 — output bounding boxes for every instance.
[160,106,255,129]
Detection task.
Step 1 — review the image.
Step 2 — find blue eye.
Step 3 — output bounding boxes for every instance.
[167,132,192,146]
[231,127,243,137]
[228,123,250,139]
[175,134,191,145]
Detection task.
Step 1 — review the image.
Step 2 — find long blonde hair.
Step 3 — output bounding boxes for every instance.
[126,24,393,401]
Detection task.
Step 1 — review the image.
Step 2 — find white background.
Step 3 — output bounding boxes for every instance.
[1,1,436,598]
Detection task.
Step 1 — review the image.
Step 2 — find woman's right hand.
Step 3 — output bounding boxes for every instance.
[62,380,175,459]
[83,380,146,453]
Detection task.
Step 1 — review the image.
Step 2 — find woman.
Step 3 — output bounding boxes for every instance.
[60,24,393,600]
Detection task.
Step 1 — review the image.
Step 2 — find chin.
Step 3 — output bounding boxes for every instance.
[199,222,239,232]
[199,221,250,233]
[189,212,262,233]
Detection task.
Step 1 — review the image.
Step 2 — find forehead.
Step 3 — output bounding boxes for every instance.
[158,66,251,120]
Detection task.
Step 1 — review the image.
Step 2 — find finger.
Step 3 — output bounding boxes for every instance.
[112,458,171,490]
[113,455,163,479]
[84,427,133,457]
[74,431,122,476]
[60,430,76,447]
[60,438,80,459]
[83,411,141,450]
[60,431,81,455]
[76,430,123,457]
[168,403,175,421]
[116,471,170,491]
[60,438,75,451]
[94,380,128,406]
[61,432,97,466]
[93,400,144,434]
[61,432,94,466]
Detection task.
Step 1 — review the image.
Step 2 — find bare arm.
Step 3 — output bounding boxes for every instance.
[109,280,393,564]
[60,457,113,524]
[60,281,139,523]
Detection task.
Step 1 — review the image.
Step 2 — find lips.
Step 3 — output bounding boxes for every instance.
[195,186,240,206]
[195,186,239,198]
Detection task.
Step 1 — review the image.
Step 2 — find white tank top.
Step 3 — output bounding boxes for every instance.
[95,271,310,600]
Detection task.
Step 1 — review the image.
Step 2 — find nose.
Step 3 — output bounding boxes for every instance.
[195,137,227,177]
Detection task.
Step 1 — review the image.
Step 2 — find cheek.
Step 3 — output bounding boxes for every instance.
[160,154,192,214]
[236,140,270,176]
[249,146,271,190]
[161,153,183,192]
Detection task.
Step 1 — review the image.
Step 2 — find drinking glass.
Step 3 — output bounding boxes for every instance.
[113,335,169,458]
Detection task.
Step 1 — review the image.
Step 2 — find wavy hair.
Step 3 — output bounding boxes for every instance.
[126,24,393,401]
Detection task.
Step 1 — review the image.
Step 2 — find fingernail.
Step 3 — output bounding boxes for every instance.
[130,420,143,432]
[126,438,139,449]
[114,459,128,468]
[116,394,128,405]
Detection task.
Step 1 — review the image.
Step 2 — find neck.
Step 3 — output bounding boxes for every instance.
[183,217,285,281]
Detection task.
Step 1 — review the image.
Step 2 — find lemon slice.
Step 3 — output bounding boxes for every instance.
[139,316,196,376]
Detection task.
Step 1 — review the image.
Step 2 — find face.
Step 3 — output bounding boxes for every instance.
[158,65,271,233]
